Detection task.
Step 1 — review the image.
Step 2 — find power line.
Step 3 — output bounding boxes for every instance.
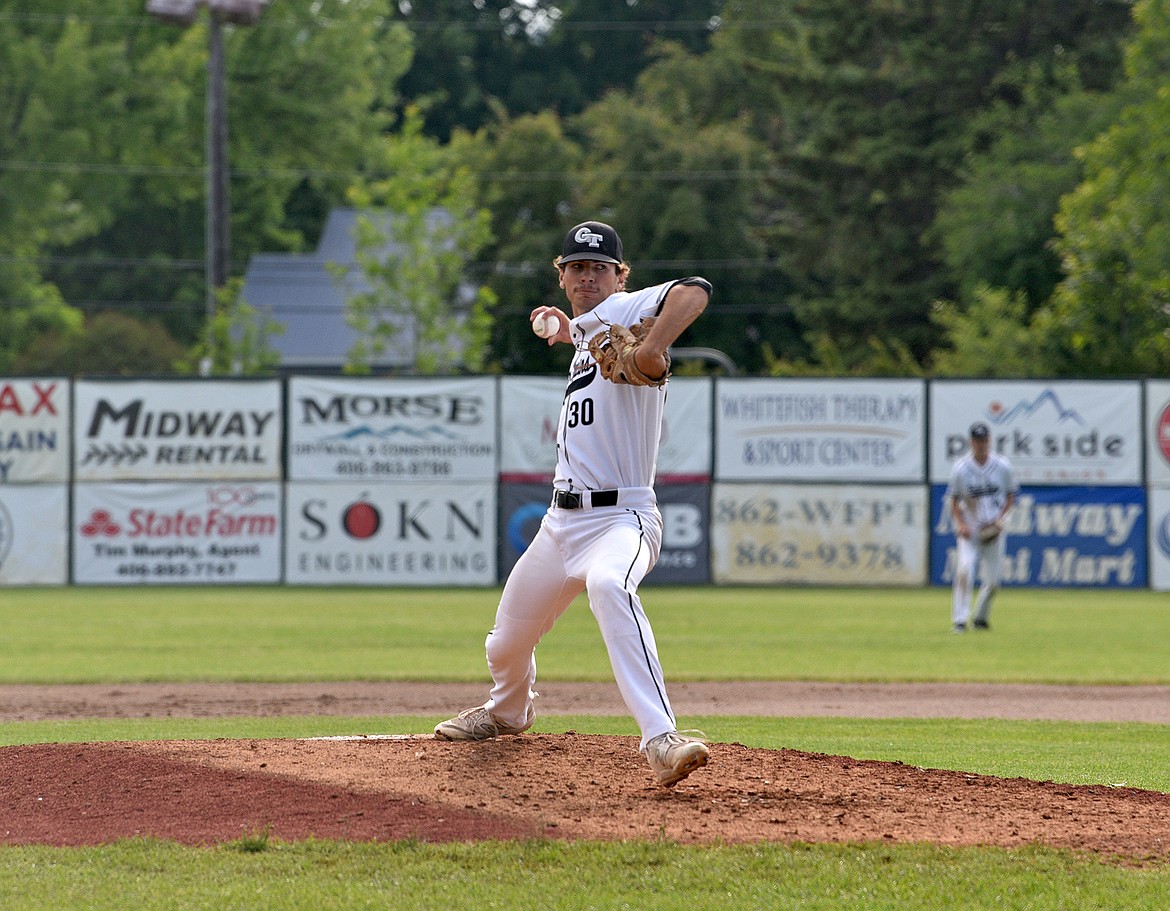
[2,297,794,317]
[0,158,783,182]
[2,255,780,275]
[0,254,203,271]
[0,12,774,32]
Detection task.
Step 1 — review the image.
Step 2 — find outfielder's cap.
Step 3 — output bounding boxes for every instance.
[559,221,623,265]
[969,422,990,440]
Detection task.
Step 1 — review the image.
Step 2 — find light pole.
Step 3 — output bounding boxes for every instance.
[145,0,267,374]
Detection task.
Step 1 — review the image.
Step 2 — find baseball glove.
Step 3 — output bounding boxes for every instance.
[977,522,1002,544]
[588,318,670,387]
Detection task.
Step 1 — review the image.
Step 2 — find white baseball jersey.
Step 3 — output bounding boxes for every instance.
[478,279,689,750]
[946,451,1018,528]
[554,282,675,492]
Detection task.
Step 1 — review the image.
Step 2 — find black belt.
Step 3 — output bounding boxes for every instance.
[553,489,619,509]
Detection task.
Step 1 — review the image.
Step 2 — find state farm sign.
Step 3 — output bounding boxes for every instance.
[73,482,282,584]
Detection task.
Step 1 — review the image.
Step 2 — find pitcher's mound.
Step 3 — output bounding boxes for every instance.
[2,733,1168,862]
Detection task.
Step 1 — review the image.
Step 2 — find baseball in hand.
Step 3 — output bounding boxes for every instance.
[532,313,561,339]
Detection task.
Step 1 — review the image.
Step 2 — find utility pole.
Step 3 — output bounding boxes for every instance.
[206,8,230,334]
[145,0,266,374]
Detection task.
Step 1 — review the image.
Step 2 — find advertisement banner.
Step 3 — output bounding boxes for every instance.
[929,485,1146,588]
[1145,380,1170,487]
[498,376,712,481]
[929,380,1141,485]
[286,481,496,586]
[659,379,714,481]
[1147,488,1170,590]
[714,378,925,482]
[288,376,497,481]
[74,380,282,481]
[72,482,282,584]
[0,484,68,584]
[711,482,927,585]
[0,378,70,483]
[498,377,563,478]
[497,482,711,584]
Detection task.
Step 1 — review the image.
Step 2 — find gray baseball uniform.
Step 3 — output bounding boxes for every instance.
[946,449,1019,627]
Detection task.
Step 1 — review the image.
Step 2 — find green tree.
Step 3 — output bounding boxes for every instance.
[933,63,1126,312]
[689,0,1132,372]
[572,79,778,371]
[1047,0,1170,375]
[929,286,1055,378]
[392,0,723,142]
[0,3,126,368]
[7,0,411,358]
[186,279,284,376]
[12,311,186,376]
[344,110,497,375]
[449,110,585,374]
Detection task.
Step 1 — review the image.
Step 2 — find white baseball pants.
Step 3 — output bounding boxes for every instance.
[483,495,674,748]
[952,533,1006,626]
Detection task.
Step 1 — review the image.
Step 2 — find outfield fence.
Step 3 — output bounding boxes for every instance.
[3,375,1169,590]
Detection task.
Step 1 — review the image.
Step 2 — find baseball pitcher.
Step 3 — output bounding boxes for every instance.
[435,220,713,787]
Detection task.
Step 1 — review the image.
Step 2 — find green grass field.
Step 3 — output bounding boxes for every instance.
[2,584,1167,684]
[0,584,1167,909]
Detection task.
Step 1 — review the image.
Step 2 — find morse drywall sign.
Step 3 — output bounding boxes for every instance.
[711,482,928,585]
[72,481,283,584]
[0,484,68,585]
[287,376,498,481]
[74,380,282,481]
[929,485,1146,588]
[286,480,497,586]
[0,378,70,483]
[714,378,925,482]
[930,380,1141,485]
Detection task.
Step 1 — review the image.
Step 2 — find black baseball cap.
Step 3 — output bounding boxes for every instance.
[969,422,990,440]
[559,221,623,264]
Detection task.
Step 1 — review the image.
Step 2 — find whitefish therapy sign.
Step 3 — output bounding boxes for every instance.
[714,378,925,482]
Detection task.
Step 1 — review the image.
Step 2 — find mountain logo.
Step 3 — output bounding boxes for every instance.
[321,424,464,443]
[986,390,1085,427]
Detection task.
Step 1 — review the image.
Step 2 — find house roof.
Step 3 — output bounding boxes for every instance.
[239,208,415,370]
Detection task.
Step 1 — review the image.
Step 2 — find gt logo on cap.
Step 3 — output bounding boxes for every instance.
[575,227,604,248]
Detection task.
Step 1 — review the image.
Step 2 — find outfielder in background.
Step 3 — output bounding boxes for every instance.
[435,220,713,788]
[946,421,1019,633]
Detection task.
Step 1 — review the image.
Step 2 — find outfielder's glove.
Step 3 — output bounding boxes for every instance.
[587,318,670,387]
[977,522,1002,544]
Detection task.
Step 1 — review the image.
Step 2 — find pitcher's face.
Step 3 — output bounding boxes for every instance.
[559,260,623,315]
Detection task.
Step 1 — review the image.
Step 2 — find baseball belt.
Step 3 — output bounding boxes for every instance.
[552,489,619,509]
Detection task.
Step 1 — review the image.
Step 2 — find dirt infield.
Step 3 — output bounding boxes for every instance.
[2,681,1169,861]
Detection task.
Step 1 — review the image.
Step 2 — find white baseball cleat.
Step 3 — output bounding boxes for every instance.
[434,705,534,741]
[644,731,710,787]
